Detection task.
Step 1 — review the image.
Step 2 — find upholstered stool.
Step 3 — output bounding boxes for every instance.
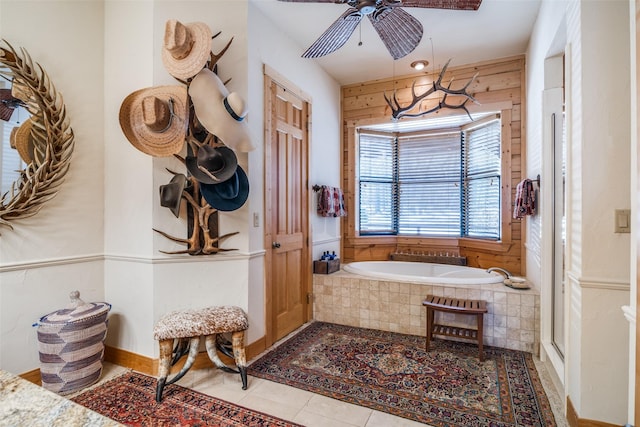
[153,305,249,402]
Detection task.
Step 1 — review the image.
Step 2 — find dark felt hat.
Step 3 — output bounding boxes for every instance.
[200,165,249,212]
[159,173,190,217]
[186,145,237,184]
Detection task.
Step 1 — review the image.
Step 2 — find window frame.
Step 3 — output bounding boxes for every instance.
[355,113,504,242]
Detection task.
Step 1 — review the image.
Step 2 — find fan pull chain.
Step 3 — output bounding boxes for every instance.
[358,22,363,46]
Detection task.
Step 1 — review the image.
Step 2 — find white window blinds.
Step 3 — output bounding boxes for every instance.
[397,132,461,236]
[462,119,501,239]
[358,133,396,234]
[357,115,501,239]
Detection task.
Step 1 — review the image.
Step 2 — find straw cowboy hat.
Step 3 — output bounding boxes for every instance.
[162,19,212,80]
[159,173,190,218]
[189,68,255,152]
[10,118,35,163]
[186,144,238,184]
[119,86,188,157]
[200,165,249,212]
[10,79,32,104]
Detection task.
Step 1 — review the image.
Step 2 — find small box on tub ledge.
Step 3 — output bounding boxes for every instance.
[313,251,340,274]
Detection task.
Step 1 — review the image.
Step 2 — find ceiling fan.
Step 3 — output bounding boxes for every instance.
[277,0,482,60]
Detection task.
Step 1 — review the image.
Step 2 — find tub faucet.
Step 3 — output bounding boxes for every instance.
[486,267,512,278]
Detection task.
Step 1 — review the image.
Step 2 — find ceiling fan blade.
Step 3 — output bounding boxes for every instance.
[368,7,423,60]
[389,0,482,10]
[302,8,363,58]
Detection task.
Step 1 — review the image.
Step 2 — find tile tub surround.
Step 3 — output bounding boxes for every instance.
[313,270,540,354]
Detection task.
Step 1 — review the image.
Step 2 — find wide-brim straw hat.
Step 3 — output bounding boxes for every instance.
[162,19,212,81]
[11,118,35,163]
[119,86,188,157]
[189,68,255,152]
[186,145,237,184]
[201,165,249,212]
[159,173,190,218]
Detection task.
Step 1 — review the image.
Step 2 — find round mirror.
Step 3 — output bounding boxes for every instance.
[0,39,74,232]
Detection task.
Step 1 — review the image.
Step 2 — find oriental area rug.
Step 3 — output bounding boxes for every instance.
[71,371,301,427]
[248,322,557,427]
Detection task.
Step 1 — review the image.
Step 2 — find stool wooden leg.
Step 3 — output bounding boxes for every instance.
[477,313,484,362]
[156,339,173,402]
[425,307,434,352]
[232,330,247,390]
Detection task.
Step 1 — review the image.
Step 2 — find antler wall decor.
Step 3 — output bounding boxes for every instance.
[384,59,479,121]
[0,40,75,233]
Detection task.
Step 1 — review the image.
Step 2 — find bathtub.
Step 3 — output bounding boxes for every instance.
[342,261,504,285]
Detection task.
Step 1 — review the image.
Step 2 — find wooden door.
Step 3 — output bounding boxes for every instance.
[264,68,311,345]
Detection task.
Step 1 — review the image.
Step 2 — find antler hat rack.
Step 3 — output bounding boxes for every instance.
[118,19,252,255]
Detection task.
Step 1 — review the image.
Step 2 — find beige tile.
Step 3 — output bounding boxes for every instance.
[494,291,507,304]
[303,394,372,426]
[480,289,494,302]
[295,409,367,427]
[507,293,521,305]
[193,371,259,404]
[236,394,303,422]
[365,410,432,427]
[443,287,456,297]
[244,379,313,407]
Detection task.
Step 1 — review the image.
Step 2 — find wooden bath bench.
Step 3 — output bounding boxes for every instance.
[422,295,488,361]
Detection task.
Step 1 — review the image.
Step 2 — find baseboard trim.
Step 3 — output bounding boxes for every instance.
[567,396,620,427]
[19,337,268,386]
[104,336,267,376]
[104,345,156,375]
[18,368,42,385]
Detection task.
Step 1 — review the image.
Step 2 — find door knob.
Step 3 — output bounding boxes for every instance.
[272,242,281,248]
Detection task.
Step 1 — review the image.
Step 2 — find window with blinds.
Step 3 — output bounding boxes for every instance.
[357,116,501,239]
[398,132,461,236]
[462,119,501,239]
[358,133,396,234]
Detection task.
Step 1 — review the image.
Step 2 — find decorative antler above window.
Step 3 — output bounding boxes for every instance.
[384,59,479,121]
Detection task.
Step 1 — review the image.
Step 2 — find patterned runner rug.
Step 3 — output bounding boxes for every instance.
[71,371,302,427]
[248,322,556,427]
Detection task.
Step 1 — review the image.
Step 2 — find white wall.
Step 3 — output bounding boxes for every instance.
[246,4,341,260]
[0,1,106,373]
[0,0,341,372]
[246,3,341,336]
[527,0,633,423]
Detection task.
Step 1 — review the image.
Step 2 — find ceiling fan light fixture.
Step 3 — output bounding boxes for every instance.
[356,0,377,15]
[411,60,429,71]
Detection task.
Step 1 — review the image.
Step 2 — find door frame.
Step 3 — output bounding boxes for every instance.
[263,64,312,347]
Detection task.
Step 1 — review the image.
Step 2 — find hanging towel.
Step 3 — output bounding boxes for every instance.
[513,179,536,219]
[317,186,347,217]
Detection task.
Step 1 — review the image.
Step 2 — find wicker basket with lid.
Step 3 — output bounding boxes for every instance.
[36,291,111,395]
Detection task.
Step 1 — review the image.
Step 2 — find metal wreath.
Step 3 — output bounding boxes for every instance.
[0,39,74,232]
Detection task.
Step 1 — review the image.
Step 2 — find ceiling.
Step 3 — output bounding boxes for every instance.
[251,0,542,86]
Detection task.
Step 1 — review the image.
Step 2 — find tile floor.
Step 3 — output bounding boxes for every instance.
[95,331,568,427]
